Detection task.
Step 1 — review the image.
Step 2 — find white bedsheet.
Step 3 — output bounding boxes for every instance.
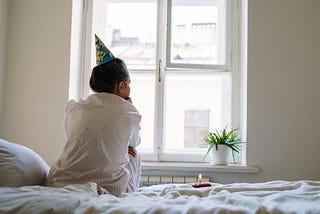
[1,180,320,214]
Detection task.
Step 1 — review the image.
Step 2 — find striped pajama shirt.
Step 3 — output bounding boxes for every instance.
[47,93,141,196]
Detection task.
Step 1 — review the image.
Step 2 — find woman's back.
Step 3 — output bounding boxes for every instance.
[47,93,141,196]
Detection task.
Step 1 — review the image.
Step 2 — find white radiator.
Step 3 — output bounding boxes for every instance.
[140,175,209,187]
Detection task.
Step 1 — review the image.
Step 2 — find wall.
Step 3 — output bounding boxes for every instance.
[1,0,72,164]
[0,0,8,135]
[246,0,320,181]
[0,0,319,182]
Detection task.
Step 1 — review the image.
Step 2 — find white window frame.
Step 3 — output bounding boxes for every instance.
[78,0,246,164]
[154,0,244,163]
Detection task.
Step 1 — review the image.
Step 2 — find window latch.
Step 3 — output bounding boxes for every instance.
[158,59,162,82]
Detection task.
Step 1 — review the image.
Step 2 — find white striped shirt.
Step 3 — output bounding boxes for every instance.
[47,93,141,196]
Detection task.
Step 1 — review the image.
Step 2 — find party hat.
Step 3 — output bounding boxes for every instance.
[95,34,115,65]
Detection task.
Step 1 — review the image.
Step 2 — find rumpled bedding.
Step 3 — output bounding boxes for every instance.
[0,180,319,214]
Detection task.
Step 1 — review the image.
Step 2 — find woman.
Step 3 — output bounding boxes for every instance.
[48,37,141,196]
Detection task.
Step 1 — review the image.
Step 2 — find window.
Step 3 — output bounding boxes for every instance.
[81,0,246,164]
[184,110,210,148]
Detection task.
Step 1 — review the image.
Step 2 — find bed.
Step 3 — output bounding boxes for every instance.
[1,180,320,213]
[1,139,320,214]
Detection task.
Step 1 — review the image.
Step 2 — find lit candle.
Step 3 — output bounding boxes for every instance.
[198,173,202,183]
[192,173,211,188]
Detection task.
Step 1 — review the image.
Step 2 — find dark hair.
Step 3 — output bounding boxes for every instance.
[89,58,130,93]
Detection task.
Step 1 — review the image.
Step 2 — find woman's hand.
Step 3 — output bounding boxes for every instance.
[128,146,137,157]
[125,97,132,103]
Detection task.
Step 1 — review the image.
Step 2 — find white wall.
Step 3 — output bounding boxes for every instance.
[246,0,320,181]
[1,0,72,164]
[0,0,8,135]
[0,0,319,182]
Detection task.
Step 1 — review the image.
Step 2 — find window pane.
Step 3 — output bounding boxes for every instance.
[93,0,157,70]
[130,73,155,152]
[170,0,226,65]
[163,73,231,152]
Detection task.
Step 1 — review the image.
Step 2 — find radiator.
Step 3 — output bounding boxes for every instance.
[140,175,209,187]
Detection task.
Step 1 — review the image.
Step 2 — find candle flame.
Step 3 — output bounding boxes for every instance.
[198,173,202,183]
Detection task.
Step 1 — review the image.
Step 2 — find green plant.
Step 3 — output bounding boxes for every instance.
[203,126,245,163]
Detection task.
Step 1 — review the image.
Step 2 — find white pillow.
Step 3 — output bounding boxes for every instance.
[0,139,50,187]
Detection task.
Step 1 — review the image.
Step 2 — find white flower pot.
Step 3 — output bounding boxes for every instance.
[211,145,230,165]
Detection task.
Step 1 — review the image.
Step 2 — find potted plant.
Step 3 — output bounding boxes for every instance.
[203,126,245,165]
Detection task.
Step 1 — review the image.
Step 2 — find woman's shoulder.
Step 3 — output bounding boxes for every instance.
[64,98,87,112]
[70,93,140,116]
[120,102,141,124]
[121,99,140,114]
[93,93,139,112]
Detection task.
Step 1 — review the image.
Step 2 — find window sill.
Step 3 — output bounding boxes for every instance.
[141,161,259,174]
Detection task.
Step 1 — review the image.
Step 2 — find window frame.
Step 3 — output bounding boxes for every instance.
[154,0,243,162]
[80,0,246,164]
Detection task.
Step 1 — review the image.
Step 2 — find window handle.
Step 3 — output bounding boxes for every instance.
[158,59,162,82]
